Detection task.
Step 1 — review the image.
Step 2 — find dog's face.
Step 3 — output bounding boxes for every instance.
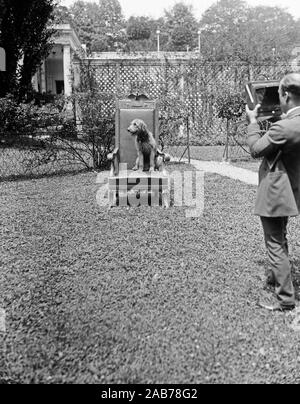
[127,119,148,136]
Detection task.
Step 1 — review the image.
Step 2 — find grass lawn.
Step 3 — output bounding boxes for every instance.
[0,147,88,181]
[1,163,300,384]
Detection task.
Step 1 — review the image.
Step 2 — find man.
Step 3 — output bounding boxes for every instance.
[246,73,300,311]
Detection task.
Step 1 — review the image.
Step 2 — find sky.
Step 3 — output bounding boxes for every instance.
[60,0,300,20]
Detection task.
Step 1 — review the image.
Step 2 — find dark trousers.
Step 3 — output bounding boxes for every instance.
[261,217,295,307]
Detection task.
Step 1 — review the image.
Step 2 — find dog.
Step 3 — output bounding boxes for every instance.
[127,119,160,172]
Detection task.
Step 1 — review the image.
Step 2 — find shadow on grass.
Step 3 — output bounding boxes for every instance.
[0,167,93,183]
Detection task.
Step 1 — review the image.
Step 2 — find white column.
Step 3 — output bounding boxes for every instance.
[41,61,46,93]
[63,45,72,96]
[32,72,39,92]
[73,62,81,89]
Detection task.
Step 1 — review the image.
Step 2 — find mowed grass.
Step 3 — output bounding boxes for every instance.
[0,163,300,384]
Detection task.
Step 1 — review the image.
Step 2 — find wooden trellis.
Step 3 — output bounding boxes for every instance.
[75,59,293,149]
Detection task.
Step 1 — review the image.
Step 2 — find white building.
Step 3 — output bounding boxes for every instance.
[33,24,85,96]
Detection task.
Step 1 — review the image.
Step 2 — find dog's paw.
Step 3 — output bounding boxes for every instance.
[132,166,138,171]
[149,167,155,173]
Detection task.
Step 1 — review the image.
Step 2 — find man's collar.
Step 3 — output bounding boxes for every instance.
[286,106,300,117]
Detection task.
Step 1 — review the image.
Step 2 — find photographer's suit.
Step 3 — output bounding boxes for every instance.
[247,107,300,308]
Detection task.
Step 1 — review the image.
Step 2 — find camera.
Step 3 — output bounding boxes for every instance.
[245,80,281,118]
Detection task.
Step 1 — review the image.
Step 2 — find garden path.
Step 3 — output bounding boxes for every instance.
[190,159,258,186]
[98,159,258,186]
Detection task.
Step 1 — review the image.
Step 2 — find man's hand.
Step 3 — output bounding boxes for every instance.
[246,104,261,124]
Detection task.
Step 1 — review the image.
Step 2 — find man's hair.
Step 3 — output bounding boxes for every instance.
[280,73,300,98]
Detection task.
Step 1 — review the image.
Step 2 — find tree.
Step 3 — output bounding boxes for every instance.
[53,5,73,25]
[148,17,169,51]
[96,0,126,52]
[164,2,199,51]
[126,16,159,52]
[200,0,248,61]
[200,0,298,63]
[0,0,56,99]
[0,0,5,27]
[68,0,126,53]
[125,16,169,52]
[69,1,102,52]
[238,6,298,63]
[126,17,151,41]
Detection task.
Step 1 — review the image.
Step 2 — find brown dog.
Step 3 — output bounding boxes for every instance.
[127,119,158,172]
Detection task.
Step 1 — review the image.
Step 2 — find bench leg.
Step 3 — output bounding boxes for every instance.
[150,190,160,206]
[162,190,170,209]
[108,190,117,209]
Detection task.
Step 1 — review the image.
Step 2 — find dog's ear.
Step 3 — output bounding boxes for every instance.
[140,121,148,133]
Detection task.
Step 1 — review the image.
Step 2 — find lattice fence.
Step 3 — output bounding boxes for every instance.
[76,59,293,153]
[0,60,295,180]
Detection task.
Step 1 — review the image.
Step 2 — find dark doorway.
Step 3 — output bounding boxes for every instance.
[56,81,65,95]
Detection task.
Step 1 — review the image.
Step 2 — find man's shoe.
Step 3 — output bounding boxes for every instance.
[263,282,275,294]
[258,300,295,312]
[265,272,276,286]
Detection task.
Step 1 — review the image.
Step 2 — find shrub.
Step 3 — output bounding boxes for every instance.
[0,96,19,143]
[159,94,189,149]
[0,92,115,173]
[215,92,245,123]
[68,92,115,170]
[0,95,75,147]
